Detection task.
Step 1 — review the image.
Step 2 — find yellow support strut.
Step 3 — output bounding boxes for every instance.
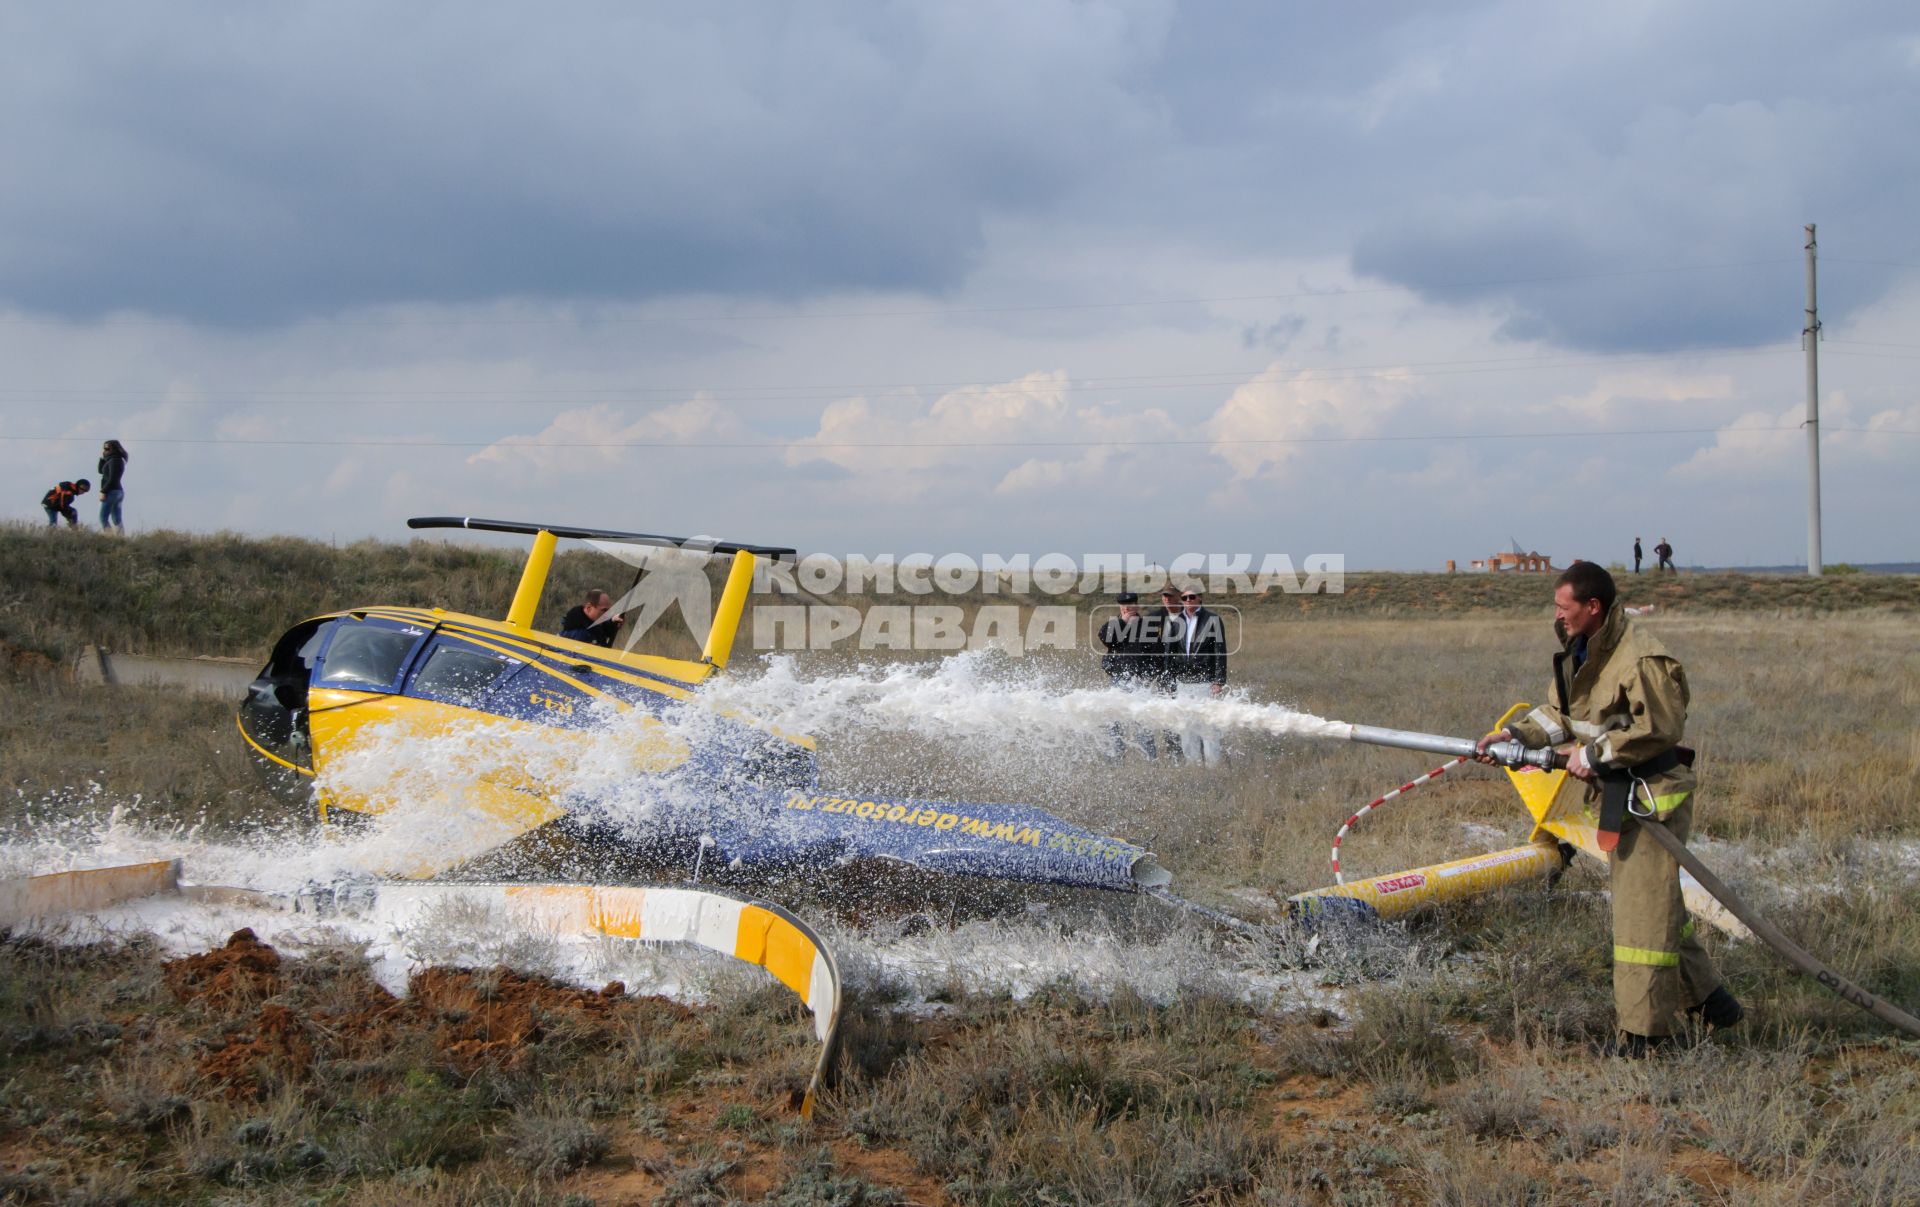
[505,529,558,631]
[702,549,757,669]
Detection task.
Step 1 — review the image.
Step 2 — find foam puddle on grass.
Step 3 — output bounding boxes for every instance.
[0,809,1367,1016]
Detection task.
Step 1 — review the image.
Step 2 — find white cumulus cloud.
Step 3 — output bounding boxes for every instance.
[1204,362,1411,481]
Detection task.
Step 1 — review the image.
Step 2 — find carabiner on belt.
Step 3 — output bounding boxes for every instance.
[1627,773,1656,818]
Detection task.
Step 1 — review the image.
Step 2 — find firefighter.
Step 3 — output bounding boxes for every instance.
[41,478,91,527]
[1476,561,1742,1054]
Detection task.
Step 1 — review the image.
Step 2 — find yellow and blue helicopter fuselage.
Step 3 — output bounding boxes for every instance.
[238,605,816,849]
[235,518,1168,895]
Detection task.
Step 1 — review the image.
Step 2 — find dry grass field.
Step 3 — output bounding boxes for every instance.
[2,526,1918,1204]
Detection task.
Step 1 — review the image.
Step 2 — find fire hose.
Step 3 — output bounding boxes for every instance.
[1338,723,1920,1041]
[1330,756,1466,884]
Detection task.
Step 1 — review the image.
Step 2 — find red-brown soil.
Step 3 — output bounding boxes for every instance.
[164,927,283,1004]
[163,929,686,1099]
[152,930,944,1202]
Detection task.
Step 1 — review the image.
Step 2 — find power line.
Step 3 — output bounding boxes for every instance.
[0,345,1802,409]
[0,257,1798,330]
[0,425,1907,453]
[1821,256,1920,271]
[1813,347,1920,362]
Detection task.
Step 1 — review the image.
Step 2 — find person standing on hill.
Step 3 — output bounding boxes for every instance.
[97,440,129,532]
[1633,537,1643,574]
[1655,538,1675,573]
[1475,561,1741,1055]
[41,478,90,527]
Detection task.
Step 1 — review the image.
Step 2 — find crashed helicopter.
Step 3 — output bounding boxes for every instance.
[236,517,1181,906]
[157,512,1920,1042]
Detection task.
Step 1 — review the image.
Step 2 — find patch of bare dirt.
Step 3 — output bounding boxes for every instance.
[0,639,61,682]
[163,932,698,1100]
[406,968,658,1074]
[562,1090,953,1207]
[163,927,282,1005]
[195,1001,315,1096]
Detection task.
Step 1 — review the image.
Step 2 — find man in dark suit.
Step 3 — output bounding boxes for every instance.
[1096,592,1161,759]
[1167,586,1229,765]
[1633,537,1643,574]
[1153,585,1185,761]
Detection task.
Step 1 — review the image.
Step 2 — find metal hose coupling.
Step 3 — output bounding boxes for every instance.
[1488,739,1563,770]
[1344,723,1561,770]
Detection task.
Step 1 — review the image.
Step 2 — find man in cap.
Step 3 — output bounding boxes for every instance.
[41,478,91,527]
[1096,591,1161,759]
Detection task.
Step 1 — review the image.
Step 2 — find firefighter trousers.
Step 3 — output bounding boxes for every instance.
[1609,795,1723,1036]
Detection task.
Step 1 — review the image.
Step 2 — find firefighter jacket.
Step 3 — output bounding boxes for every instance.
[1503,603,1696,817]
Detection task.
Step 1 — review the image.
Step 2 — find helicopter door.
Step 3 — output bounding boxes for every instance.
[405,639,518,710]
[237,618,333,775]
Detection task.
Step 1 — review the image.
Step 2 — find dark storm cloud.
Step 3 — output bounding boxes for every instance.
[1349,199,1814,352]
[0,2,1171,324]
[5,0,1915,357]
[1070,1,1920,354]
[1332,1,1920,352]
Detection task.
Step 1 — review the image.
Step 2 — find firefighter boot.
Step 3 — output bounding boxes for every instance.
[1594,1032,1671,1059]
[1688,986,1744,1030]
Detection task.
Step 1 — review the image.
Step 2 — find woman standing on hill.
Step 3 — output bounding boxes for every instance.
[97,439,128,531]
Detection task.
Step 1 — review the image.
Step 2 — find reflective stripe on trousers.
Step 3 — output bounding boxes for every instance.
[1614,942,1680,967]
[1610,794,1724,1036]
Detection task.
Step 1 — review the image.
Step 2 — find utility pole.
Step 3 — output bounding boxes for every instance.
[1803,224,1822,577]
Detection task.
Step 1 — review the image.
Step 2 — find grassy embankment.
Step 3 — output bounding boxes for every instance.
[2,524,1918,1204]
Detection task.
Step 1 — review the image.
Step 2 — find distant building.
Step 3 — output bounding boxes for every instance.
[1461,538,1556,573]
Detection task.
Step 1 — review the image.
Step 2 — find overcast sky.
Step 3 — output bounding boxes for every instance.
[4,1,1917,570]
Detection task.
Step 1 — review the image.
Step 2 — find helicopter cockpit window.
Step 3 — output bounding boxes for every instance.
[316,623,423,691]
[411,644,513,706]
[264,619,331,682]
[238,618,334,769]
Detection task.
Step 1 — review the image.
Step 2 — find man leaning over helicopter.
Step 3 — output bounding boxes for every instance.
[559,589,624,647]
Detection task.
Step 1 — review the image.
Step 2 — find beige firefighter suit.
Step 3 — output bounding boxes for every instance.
[1503,604,1725,1037]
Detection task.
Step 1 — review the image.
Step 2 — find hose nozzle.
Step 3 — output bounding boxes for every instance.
[1344,723,1561,770]
[1482,739,1562,770]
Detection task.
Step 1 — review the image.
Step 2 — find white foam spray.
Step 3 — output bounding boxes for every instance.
[702,651,1352,753]
[2,651,1370,1010]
